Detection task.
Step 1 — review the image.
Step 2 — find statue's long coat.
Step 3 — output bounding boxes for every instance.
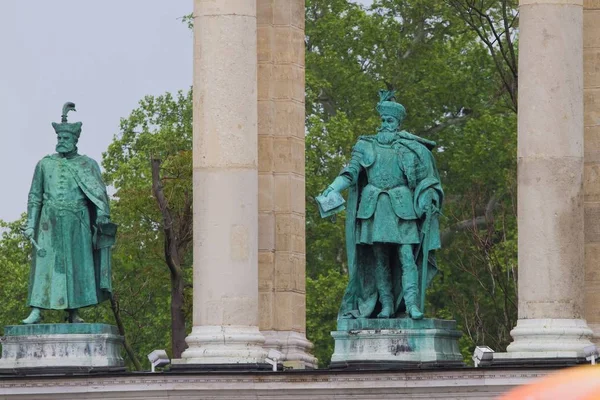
[339,132,443,319]
[26,153,113,310]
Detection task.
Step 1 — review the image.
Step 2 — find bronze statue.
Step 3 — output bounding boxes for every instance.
[22,102,116,324]
[318,91,443,320]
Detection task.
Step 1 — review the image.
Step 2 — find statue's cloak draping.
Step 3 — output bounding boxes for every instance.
[338,132,443,319]
[27,154,114,309]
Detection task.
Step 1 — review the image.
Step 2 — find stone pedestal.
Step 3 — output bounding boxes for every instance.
[330,319,463,369]
[0,324,124,373]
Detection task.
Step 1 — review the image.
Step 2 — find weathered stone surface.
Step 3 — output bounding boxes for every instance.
[262,331,317,369]
[517,156,585,319]
[0,368,558,399]
[256,0,314,369]
[181,0,267,366]
[584,4,600,344]
[331,318,462,365]
[4,323,118,336]
[0,324,124,370]
[506,318,593,354]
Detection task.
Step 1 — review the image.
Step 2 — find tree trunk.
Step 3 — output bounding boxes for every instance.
[170,270,187,358]
[151,158,187,359]
[110,294,143,370]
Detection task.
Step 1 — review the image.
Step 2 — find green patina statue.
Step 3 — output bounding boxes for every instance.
[22,102,116,324]
[317,91,443,321]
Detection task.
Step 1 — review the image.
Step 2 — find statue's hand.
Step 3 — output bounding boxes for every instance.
[23,227,34,239]
[320,186,334,198]
[96,215,110,226]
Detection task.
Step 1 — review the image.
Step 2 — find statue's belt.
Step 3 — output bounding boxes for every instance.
[43,198,88,211]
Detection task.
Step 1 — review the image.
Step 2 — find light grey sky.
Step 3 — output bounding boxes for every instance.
[0,1,192,222]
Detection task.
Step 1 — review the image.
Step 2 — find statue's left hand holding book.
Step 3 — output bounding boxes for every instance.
[315,190,345,218]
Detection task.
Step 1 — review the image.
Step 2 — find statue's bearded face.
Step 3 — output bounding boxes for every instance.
[56,132,77,154]
[377,114,401,144]
[378,114,400,133]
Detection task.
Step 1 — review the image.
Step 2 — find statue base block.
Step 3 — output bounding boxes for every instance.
[330,318,463,369]
[0,323,125,374]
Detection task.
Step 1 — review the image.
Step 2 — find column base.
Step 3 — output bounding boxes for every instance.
[173,325,267,365]
[261,330,318,369]
[587,323,600,347]
[506,319,594,357]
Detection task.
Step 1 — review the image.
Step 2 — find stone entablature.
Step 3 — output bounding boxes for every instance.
[0,368,555,399]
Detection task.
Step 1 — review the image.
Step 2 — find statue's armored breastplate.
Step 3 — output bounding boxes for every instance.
[365,144,407,190]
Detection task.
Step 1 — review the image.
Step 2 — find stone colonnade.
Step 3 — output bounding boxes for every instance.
[584,0,600,344]
[177,0,313,367]
[507,0,595,357]
[256,0,317,368]
[179,0,600,366]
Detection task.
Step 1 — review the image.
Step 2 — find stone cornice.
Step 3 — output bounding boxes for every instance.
[0,368,555,399]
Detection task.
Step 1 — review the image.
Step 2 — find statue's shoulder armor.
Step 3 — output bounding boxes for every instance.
[353,137,375,167]
[397,131,436,150]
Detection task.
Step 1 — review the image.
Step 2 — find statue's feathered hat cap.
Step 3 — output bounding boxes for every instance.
[376,90,406,122]
[52,102,82,138]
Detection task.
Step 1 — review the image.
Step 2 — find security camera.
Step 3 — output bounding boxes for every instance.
[472,346,494,368]
[265,349,283,372]
[267,349,282,361]
[147,349,170,372]
[584,345,599,365]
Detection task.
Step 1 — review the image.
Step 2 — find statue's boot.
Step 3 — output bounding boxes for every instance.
[22,308,42,324]
[407,304,424,320]
[402,261,424,320]
[375,252,394,318]
[378,294,394,319]
[67,309,84,324]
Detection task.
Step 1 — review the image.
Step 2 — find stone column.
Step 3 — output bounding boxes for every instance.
[257,0,317,368]
[584,0,600,345]
[505,0,594,358]
[177,0,267,366]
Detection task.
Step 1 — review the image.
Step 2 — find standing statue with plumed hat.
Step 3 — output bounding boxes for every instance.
[22,102,116,324]
[317,90,443,321]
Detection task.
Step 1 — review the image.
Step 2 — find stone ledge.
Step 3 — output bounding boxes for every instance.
[0,368,558,399]
[4,323,119,336]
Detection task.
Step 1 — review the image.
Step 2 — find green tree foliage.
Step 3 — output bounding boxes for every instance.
[102,89,194,362]
[305,0,518,365]
[0,217,31,328]
[306,270,348,366]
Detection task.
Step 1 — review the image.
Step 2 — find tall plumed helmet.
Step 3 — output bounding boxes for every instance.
[52,102,83,138]
[376,90,406,122]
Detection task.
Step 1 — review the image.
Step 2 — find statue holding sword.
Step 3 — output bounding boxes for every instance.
[316,91,443,320]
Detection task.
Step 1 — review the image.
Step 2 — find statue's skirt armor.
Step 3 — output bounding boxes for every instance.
[356,193,419,245]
